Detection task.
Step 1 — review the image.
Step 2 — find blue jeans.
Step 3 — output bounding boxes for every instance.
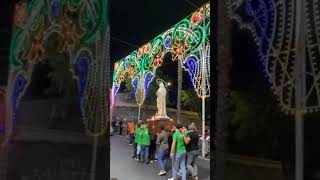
[172,152,186,180]
[140,145,149,162]
[129,134,134,144]
[137,144,141,157]
[158,147,168,171]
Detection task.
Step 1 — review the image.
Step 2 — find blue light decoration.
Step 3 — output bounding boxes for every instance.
[228,0,320,113]
[144,72,153,96]
[133,78,139,95]
[50,0,59,17]
[75,55,89,108]
[11,74,27,128]
[229,0,279,95]
[165,37,171,47]
[183,56,197,90]
[113,84,120,98]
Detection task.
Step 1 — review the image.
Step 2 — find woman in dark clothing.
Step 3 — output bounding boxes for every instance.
[119,120,123,135]
[186,123,200,180]
[149,132,157,163]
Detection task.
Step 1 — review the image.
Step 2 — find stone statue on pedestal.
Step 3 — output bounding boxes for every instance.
[155,81,169,119]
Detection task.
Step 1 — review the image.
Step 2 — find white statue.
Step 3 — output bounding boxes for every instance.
[156,81,169,119]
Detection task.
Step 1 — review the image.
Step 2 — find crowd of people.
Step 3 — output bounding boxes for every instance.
[127,119,201,180]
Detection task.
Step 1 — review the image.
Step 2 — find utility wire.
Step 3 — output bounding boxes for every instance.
[183,0,199,8]
[110,36,139,48]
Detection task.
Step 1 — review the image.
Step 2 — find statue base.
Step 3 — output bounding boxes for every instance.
[147,116,175,134]
[152,115,171,120]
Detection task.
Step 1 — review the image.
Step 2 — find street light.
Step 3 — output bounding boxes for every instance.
[167,82,171,86]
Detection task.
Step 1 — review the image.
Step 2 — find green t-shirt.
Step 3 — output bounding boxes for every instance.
[173,130,186,153]
[134,127,141,144]
[140,128,150,145]
[185,130,190,136]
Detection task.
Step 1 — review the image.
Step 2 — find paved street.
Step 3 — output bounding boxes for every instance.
[110,135,210,180]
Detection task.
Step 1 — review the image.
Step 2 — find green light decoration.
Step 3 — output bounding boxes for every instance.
[8,0,109,137]
[111,3,210,107]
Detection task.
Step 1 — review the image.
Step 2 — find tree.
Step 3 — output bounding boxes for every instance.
[215,1,232,179]
[181,88,210,120]
[45,54,78,101]
[229,85,294,179]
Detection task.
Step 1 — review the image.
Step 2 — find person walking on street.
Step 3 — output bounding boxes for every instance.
[186,123,200,180]
[133,121,142,160]
[119,120,123,135]
[139,122,150,164]
[156,124,169,176]
[149,132,157,163]
[168,123,190,180]
[128,119,135,145]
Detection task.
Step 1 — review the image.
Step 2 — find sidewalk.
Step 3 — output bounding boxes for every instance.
[110,135,210,180]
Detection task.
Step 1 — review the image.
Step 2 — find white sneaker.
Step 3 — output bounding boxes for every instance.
[158,170,166,176]
[168,178,174,180]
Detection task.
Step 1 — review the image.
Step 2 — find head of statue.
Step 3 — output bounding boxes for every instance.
[160,82,165,88]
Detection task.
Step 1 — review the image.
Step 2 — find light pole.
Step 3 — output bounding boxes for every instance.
[294,0,305,179]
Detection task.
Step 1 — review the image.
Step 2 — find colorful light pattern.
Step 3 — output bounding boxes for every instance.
[8,0,109,136]
[112,3,210,105]
[228,0,320,114]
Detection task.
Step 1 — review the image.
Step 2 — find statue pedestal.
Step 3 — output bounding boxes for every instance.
[147,116,175,134]
[153,115,170,120]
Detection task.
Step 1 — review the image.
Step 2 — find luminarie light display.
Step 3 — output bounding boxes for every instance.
[227,0,320,179]
[8,0,109,136]
[111,3,210,106]
[111,2,210,157]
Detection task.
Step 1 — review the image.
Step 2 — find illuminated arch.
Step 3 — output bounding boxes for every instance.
[111,3,210,106]
[8,0,109,136]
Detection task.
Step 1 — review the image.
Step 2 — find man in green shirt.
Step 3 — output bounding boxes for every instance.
[133,121,142,160]
[139,122,150,164]
[168,123,190,180]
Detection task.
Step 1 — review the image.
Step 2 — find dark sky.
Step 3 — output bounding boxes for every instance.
[0,0,15,86]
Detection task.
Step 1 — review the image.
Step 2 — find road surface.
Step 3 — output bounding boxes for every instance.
[110,135,210,180]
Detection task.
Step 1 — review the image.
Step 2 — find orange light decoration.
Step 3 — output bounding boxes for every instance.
[118,70,126,82]
[152,50,163,68]
[24,35,45,64]
[172,39,191,60]
[14,2,27,28]
[144,43,151,53]
[61,20,80,52]
[128,65,135,78]
[138,47,144,57]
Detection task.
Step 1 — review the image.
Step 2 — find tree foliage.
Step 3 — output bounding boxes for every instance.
[44,34,78,102]
[229,84,293,159]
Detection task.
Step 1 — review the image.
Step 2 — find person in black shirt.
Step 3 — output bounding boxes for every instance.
[119,120,123,135]
[186,122,199,180]
[149,132,157,163]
